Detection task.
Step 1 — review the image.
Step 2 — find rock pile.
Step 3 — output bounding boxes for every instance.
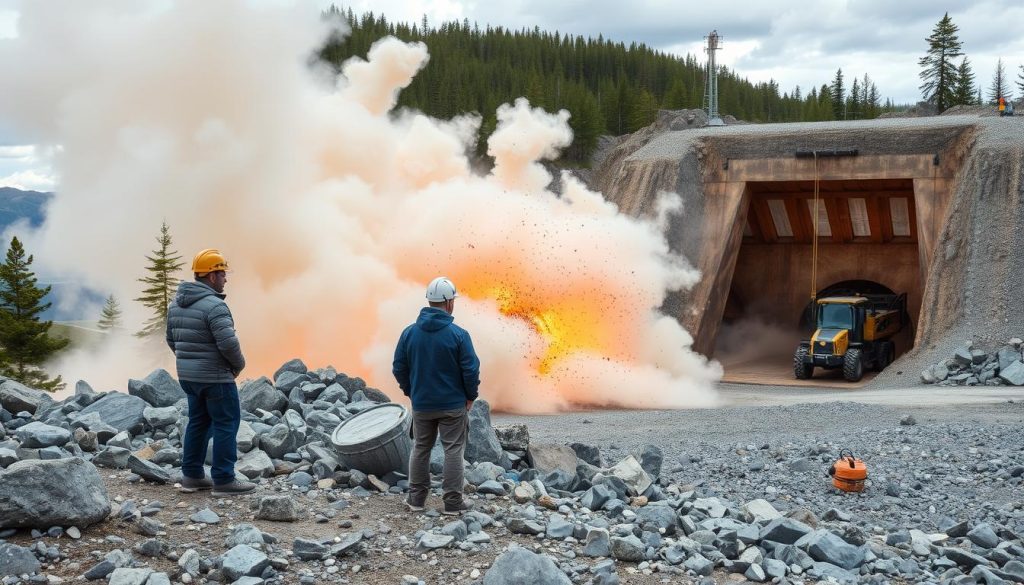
[2,362,1023,584]
[921,338,1024,386]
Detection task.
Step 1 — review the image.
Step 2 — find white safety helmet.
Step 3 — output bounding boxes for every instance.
[426,277,458,302]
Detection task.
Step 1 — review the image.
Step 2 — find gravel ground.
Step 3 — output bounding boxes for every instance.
[4,382,1024,584]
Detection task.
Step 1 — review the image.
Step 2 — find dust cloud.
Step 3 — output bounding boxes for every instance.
[0,0,720,413]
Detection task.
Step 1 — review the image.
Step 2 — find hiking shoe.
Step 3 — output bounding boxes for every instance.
[179,476,213,493]
[406,498,426,512]
[211,480,257,497]
[442,500,472,515]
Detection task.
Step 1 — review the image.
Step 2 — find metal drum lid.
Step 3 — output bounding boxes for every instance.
[331,403,407,448]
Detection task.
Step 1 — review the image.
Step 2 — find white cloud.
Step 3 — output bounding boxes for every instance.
[0,9,17,40]
[0,168,56,191]
[0,144,35,159]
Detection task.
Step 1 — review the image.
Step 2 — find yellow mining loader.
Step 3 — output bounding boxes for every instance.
[794,294,906,382]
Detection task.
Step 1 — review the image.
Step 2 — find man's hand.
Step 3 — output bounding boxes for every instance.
[466,400,474,411]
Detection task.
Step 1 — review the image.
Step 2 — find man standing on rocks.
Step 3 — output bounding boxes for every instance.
[393,276,480,515]
[166,249,255,496]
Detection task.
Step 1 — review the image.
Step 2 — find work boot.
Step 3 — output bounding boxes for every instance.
[179,476,213,493]
[211,480,257,497]
[406,497,425,512]
[442,499,472,516]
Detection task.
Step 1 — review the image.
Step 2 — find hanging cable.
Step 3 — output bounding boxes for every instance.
[811,152,820,303]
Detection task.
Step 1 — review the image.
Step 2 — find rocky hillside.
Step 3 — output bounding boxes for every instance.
[0,186,50,233]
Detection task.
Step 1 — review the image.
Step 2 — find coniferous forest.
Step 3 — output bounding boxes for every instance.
[319,7,906,164]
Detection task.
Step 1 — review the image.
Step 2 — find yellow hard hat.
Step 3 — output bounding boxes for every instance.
[192,249,230,274]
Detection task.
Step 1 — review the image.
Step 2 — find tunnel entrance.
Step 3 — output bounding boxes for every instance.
[717,179,922,387]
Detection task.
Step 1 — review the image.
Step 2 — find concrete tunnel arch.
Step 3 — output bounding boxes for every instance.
[681,151,958,365]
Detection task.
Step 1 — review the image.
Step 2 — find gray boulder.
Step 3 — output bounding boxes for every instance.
[583,528,611,557]
[14,421,71,448]
[760,517,814,544]
[93,446,131,469]
[259,422,304,459]
[239,377,287,414]
[528,443,578,475]
[465,462,505,486]
[128,455,170,484]
[226,524,265,547]
[221,545,269,581]
[274,371,306,393]
[78,392,147,433]
[494,424,529,451]
[967,523,1000,549]
[0,457,110,528]
[482,547,571,585]
[128,369,185,407]
[319,383,348,404]
[798,530,865,570]
[256,496,301,521]
[639,444,663,479]
[635,504,677,535]
[68,412,118,443]
[292,538,330,561]
[236,448,274,479]
[108,568,153,585]
[610,535,646,562]
[464,400,504,465]
[581,484,615,510]
[569,442,602,467]
[999,360,1024,385]
[273,358,307,382]
[143,406,180,429]
[0,542,41,576]
[0,380,51,415]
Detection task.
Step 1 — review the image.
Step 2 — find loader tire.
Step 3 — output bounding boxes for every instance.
[843,348,864,382]
[794,346,813,380]
[877,341,894,371]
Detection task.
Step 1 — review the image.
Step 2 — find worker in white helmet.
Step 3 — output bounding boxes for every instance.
[393,277,481,515]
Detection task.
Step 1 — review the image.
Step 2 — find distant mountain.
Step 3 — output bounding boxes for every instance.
[0,187,99,321]
[0,186,51,232]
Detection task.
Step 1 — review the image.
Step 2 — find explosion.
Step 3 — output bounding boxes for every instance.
[0,0,721,413]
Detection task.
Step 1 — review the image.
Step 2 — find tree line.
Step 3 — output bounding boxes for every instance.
[918,13,1022,113]
[318,6,906,164]
[0,223,179,392]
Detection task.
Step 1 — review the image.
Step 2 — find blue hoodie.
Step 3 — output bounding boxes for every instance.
[393,307,480,412]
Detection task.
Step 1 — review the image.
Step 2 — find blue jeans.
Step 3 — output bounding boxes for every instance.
[180,381,240,485]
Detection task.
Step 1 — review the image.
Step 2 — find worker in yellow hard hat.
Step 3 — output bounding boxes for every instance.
[166,248,254,496]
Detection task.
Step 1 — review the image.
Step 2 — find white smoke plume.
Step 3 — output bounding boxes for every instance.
[0,0,720,413]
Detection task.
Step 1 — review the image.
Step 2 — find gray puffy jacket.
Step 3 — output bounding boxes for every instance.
[166,281,245,383]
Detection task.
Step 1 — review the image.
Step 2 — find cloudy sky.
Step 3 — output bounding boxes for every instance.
[1,0,1022,191]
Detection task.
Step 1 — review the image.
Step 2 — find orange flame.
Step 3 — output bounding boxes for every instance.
[478,284,616,375]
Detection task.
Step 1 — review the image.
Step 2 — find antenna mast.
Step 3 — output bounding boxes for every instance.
[703,30,725,126]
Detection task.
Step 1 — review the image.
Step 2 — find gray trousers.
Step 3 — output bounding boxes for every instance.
[408,408,467,505]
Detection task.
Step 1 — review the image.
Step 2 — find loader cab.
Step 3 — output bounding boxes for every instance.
[816,299,863,342]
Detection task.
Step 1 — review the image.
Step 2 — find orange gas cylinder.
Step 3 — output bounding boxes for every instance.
[827,449,868,492]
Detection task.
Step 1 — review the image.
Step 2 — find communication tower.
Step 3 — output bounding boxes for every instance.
[703,30,725,126]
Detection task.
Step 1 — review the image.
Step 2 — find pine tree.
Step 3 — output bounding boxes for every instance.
[952,57,977,106]
[1018,64,1024,97]
[988,58,1013,103]
[0,237,69,391]
[830,69,845,119]
[918,13,963,114]
[848,77,861,120]
[134,221,184,338]
[97,294,123,331]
